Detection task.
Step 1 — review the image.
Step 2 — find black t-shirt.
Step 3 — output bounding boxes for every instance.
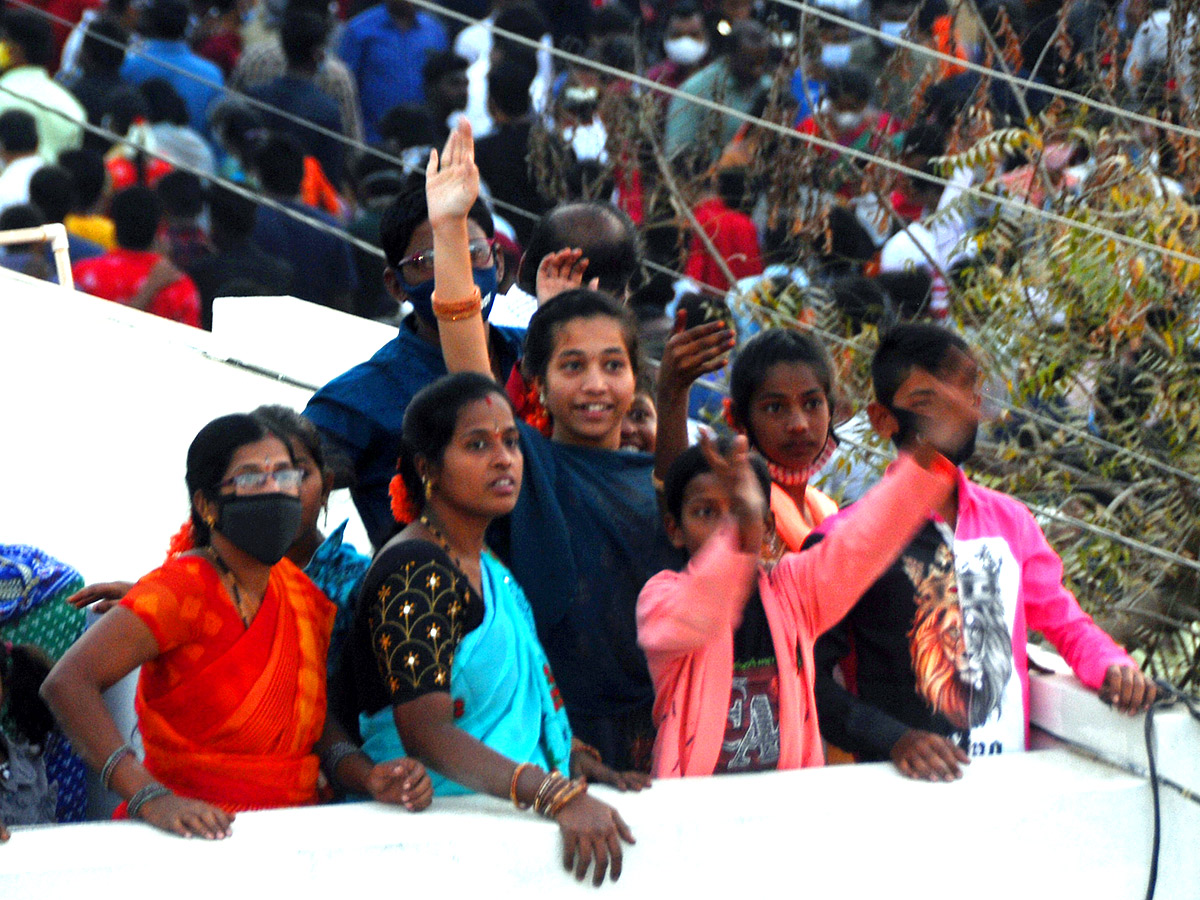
[716,586,781,774]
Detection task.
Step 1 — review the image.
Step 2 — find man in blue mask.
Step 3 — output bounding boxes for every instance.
[303,178,521,548]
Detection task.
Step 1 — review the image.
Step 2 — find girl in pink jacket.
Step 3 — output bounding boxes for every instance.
[636,430,960,778]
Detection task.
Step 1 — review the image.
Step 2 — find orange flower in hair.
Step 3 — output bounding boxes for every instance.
[522,383,552,437]
[722,396,741,431]
[390,473,419,524]
[165,520,195,559]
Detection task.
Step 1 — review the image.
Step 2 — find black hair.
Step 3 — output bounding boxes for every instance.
[252,405,326,471]
[493,3,546,70]
[729,329,835,442]
[728,18,768,54]
[111,186,162,250]
[81,15,129,72]
[140,78,190,126]
[253,132,306,196]
[590,3,635,37]
[101,86,150,137]
[29,166,75,224]
[185,413,285,545]
[0,203,45,232]
[915,0,949,33]
[516,202,641,297]
[207,182,258,237]
[394,373,513,517]
[142,0,190,40]
[57,149,107,210]
[830,275,892,333]
[487,59,534,119]
[900,121,947,159]
[3,10,55,68]
[210,100,267,163]
[874,269,934,318]
[378,181,493,268]
[522,288,642,382]
[0,110,38,156]
[422,49,469,85]
[826,66,874,105]
[0,643,55,747]
[662,438,772,522]
[156,170,204,218]
[667,1,702,21]
[377,104,439,151]
[281,8,329,69]
[871,322,971,409]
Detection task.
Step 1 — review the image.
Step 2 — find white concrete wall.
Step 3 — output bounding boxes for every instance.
[3,272,1197,896]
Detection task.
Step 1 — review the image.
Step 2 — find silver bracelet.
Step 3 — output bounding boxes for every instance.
[100,744,136,791]
[127,783,172,819]
[320,741,361,785]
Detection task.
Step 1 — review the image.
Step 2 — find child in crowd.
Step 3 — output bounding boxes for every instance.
[424,120,708,770]
[813,325,1158,780]
[656,326,840,560]
[0,642,57,841]
[636,358,974,778]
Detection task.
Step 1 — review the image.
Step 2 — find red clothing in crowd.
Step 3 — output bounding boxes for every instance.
[73,249,201,328]
[683,196,764,293]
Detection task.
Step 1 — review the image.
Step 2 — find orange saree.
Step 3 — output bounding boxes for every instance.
[118,555,335,813]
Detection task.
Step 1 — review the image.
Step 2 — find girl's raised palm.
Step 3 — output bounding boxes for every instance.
[425,118,480,227]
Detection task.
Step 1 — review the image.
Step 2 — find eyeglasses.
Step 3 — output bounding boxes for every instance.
[396,239,496,284]
[219,467,305,493]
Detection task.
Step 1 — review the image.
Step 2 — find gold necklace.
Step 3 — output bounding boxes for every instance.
[206,547,251,626]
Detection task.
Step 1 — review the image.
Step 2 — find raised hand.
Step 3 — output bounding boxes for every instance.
[364,756,434,811]
[425,118,479,229]
[536,248,599,304]
[657,307,736,401]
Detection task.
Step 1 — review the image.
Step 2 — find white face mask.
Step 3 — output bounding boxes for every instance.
[879,19,907,42]
[664,35,708,66]
[820,42,852,69]
[835,109,865,130]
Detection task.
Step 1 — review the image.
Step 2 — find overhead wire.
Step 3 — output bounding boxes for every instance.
[11,1,1200,556]
[15,0,1200,272]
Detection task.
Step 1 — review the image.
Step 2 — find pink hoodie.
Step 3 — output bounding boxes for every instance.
[637,453,956,778]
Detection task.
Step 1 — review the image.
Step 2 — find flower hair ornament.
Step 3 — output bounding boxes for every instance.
[390,473,419,525]
[165,520,196,558]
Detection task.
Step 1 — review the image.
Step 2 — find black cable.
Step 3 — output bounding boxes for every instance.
[1143,678,1200,900]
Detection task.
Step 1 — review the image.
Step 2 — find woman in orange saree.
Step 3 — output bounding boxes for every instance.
[44,413,431,839]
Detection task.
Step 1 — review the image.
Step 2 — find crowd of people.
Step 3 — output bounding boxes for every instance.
[0,0,1188,885]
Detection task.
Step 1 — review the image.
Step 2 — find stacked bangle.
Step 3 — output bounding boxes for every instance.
[127,783,172,819]
[100,743,136,790]
[431,285,483,322]
[510,762,535,809]
[531,771,587,819]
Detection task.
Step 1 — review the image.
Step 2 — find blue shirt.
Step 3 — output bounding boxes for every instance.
[251,199,358,310]
[303,321,523,549]
[120,39,225,135]
[338,6,447,142]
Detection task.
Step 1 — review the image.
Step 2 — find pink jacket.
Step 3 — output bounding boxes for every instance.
[637,454,956,778]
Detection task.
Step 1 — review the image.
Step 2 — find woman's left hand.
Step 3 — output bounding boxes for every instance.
[425,118,479,228]
[571,750,652,792]
[365,757,434,811]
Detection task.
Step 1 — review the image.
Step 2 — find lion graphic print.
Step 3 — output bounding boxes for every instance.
[903,537,1017,749]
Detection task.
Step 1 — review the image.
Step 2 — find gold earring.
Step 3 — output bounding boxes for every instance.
[204,513,216,528]
[538,390,547,406]
[423,478,433,500]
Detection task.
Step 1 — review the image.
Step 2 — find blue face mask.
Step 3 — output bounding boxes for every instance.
[405,266,499,325]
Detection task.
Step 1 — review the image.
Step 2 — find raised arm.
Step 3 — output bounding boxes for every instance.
[653,309,736,484]
[427,119,493,377]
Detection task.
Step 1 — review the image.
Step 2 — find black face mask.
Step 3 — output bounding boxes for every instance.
[214,493,303,566]
[890,407,977,466]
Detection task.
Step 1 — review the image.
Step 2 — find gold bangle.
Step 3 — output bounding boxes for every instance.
[510,762,535,810]
[533,772,567,816]
[432,285,483,322]
[548,779,588,818]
